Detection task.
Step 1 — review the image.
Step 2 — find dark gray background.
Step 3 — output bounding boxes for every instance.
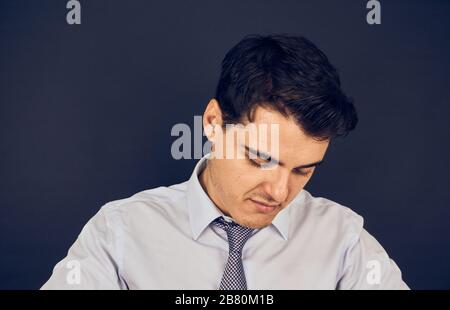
[1,0,449,289]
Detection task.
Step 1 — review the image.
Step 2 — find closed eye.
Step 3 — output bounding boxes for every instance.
[292,167,313,176]
[247,157,264,168]
[247,157,313,177]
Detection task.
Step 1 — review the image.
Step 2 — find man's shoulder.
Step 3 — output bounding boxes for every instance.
[98,180,190,218]
[296,190,364,236]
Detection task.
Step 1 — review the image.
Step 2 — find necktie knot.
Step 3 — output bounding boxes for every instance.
[213,217,254,254]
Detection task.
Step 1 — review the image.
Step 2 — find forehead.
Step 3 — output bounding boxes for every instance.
[237,105,329,162]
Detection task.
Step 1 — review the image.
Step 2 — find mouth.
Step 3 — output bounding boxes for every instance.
[249,199,279,214]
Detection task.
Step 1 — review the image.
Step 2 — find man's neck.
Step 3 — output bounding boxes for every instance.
[198,161,230,217]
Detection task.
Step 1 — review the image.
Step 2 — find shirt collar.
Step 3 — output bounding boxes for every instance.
[186,153,290,241]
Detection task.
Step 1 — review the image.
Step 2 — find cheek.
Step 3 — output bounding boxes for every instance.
[237,172,269,200]
[288,176,311,198]
[222,161,261,198]
[289,184,303,199]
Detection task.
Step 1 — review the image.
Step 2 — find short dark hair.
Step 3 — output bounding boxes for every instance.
[214,34,358,140]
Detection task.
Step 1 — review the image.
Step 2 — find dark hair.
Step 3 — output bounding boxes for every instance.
[214,34,358,140]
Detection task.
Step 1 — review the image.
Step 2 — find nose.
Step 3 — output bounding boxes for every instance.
[264,168,290,204]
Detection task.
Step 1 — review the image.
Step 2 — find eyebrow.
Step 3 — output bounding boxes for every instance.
[243,145,324,169]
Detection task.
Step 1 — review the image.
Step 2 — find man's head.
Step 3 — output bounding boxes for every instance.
[199,34,358,229]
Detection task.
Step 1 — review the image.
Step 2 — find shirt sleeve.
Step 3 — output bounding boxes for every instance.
[337,227,410,290]
[41,204,126,290]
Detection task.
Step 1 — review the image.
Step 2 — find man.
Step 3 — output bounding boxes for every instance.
[42,34,408,289]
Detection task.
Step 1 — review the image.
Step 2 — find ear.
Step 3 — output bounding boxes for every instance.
[203,98,223,142]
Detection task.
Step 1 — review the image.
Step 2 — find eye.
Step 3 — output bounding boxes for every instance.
[293,168,313,177]
[248,158,312,176]
[247,157,277,169]
[247,158,263,168]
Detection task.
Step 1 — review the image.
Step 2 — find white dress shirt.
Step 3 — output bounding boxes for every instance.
[42,153,409,290]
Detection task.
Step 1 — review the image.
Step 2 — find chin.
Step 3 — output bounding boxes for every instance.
[235,214,274,229]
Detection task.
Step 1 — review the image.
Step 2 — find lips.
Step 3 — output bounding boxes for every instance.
[249,199,279,214]
[250,199,278,208]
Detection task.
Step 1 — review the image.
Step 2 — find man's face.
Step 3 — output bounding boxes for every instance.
[200,100,329,229]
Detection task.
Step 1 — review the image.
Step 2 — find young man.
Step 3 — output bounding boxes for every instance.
[42,34,408,289]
